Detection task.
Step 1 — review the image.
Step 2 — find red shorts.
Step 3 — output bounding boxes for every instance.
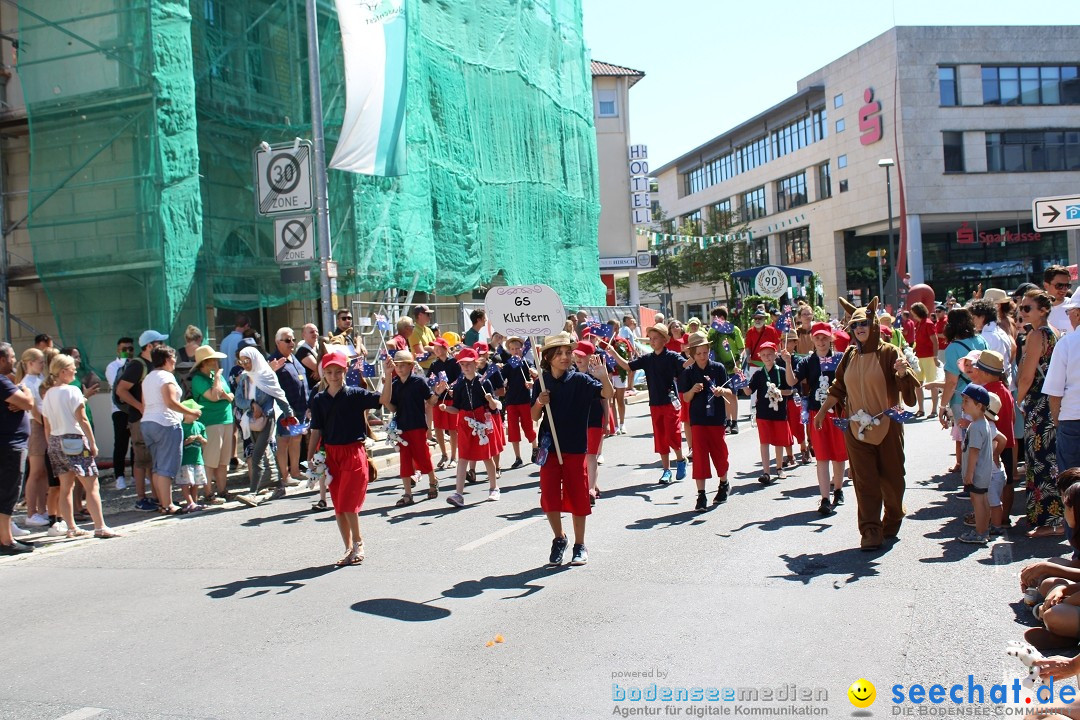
[786,398,805,444]
[325,441,370,514]
[808,412,848,462]
[433,400,458,431]
[587,426,603,455]
[398,428,433,477]
[649,405,682,455]
[690,425,729,480]
[490,410,505,454]
[539,452,591,516]
[756,418,794,448]
[679,394,690,424]
[604,404,616,435]
[505,403,536,444]
[457,408,498,462]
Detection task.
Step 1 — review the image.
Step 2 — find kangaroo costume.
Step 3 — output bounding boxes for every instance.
[817,297,921,550]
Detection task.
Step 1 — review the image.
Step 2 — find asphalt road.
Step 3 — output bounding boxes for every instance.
[1,395,1067,719]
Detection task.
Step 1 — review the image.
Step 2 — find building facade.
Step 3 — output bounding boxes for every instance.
[591,60,647,306]
[654,25,1080,312]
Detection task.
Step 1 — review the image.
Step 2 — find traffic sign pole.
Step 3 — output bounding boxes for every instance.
[306,0,334,332]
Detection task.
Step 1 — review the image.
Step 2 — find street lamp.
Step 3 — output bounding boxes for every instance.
[878,158,896,309]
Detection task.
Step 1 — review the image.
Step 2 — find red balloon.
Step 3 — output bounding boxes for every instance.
[906,284,935,309]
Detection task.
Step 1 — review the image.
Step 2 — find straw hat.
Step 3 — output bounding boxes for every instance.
[193,345,226,366]
[974,349,1005,377]
[645,324,670,340]
[982,288,1008,304]
[540,332,573,351]
[685,331,709,350]
[783,329,799,343]
[392,350,415,364]
[505,336,524,346]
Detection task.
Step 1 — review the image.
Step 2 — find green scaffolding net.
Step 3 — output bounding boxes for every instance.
[21,0,602,372]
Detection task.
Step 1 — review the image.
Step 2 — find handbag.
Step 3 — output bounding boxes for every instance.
[249,414,267,432]
[60,436,85,456]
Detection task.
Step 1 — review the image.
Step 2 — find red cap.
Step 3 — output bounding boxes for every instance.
[456,348,478,363]
[758,341,778,352]
[572,340,595,357]
[833,330,851,353]
[320,352,348,370]
[810,322,833,337]
[472,342,489,353]
[432,337,449,348]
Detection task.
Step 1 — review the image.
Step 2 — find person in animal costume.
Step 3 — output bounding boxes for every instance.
[814,297,921,551]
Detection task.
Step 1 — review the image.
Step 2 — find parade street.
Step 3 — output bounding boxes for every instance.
[1,398,1056,719]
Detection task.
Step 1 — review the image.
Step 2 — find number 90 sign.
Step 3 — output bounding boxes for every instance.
[754,266,789,299]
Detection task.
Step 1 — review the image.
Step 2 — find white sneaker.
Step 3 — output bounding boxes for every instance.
[597,454,605,465]
[446,492,465,508]
[47,521,69,537]
[10,522,29,538]
[487,488,501,502]
[115,476,127,490]
[25,513,50,527]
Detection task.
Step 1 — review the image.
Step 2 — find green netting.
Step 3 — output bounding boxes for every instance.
[22,0,602,372]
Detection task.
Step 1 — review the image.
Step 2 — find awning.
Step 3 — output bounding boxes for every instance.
[731,265,814,280]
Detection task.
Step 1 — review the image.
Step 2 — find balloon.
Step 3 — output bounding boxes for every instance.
[906,283,935,309]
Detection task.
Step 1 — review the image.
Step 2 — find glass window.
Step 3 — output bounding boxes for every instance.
[834,93,844,108]
[999,66,1020,106]
[939,67,958,106]
[982,65,1080,106]
[837,154,848,169]
[597,90,617,117]
[818,162,832,200]
[838,180,849,193]
[982,67,999,105]
[943,131,964,172]
[1041,66,1061,105]
[741,186,767,222]
[776,172,807,212]
[1020,66,1041,105]
[986,129,1080,172]
[750,237,769,266]
[780,226,811,264]
[835,118,845,133]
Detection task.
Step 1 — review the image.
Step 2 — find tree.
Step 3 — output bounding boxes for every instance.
[676,207,751,301]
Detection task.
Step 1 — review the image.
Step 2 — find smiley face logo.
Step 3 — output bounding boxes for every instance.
[847,679,876,708]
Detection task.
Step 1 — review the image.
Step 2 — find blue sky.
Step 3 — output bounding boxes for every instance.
[582,0,1080,167]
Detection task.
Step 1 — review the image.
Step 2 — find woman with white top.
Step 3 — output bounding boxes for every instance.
[140,346,201,514]
[232,346,293,507]
[15,348,49,528]
[39,354,118,538]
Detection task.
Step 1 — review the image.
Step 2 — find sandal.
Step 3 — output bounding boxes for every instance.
[311,499,329,512]
[465,469,476,484]
[758,473,772,485]
[335,550,355,567]
[94,528,122,539]
[66,528,91,538]
[947,464,961,473]
[427,482,439,500]
[395,494,414,507]
[436,456,448,470]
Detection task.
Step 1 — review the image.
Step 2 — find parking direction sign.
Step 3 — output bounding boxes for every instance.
[255,141,313,216]
[1033,194,1080,232]
[274,215,315,264]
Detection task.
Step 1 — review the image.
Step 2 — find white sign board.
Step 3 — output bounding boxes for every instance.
[628,145,650,226]
[599,256,637,269]
[274,215,315,264]
[255,141,313,216]
[1032,194,1080,232]
[483,284,566,338]
[754,266,789,298]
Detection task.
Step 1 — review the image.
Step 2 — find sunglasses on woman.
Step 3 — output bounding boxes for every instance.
[1019,305,1035,313]
[850,320,869,328]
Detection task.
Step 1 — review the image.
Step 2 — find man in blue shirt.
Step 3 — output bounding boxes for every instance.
[0,342,34,554]
[219,313,250,377]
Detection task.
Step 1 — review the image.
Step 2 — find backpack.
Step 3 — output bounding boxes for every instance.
[112,356,150,414]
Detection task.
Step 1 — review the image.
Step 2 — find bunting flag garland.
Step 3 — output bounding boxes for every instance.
[635,226,754,248]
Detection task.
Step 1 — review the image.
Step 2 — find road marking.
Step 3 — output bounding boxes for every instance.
[55,708,106,720]
[456,516,545,552]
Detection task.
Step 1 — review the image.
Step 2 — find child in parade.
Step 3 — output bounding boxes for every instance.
[678,332,737,511]
[444,348,502,507]
[570,341,606,504]
[706,306,744,435]
[178,399,208,513]
[962,350,1016,529]
[781,329,810,467]
[608,333,635,435]
[532,333,613,566]
[380,350,442,506]
[783,323,848,515]
[428,337,460,470]
[466,343,505,483]
[743,342,794,484]
[307,352,383,566]
[500,336,538,467]
[608,324,687,484]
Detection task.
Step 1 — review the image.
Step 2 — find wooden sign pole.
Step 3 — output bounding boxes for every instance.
[534,335,564,465]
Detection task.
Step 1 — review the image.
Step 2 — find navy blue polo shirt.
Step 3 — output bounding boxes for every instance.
[628,349,685,406]
[748,364,789,421]
[678,360,729,427]
[428,357,460,400]
[389,375,433,432]
[452,375,496,411]
[792,352,839,412]
[269,352,309,417]
[309,385,381,445]
[502,358,535,405]
[0,376,29,449]
[531,369,603,455]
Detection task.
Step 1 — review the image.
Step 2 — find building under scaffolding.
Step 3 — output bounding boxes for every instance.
[3,0,602,370]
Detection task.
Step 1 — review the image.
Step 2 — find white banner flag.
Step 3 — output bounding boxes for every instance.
[329,0,408,176]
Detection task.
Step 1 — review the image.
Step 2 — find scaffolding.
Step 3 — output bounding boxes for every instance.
[19,0,602,372]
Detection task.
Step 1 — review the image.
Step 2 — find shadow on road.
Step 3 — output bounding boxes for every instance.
[773,547,890,585]
[205,564,340,599]
[625,506,710,530]
[351,566,570,622]
[730,508,835,534]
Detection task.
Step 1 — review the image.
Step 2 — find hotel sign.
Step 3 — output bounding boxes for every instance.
[629,145,651,225]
